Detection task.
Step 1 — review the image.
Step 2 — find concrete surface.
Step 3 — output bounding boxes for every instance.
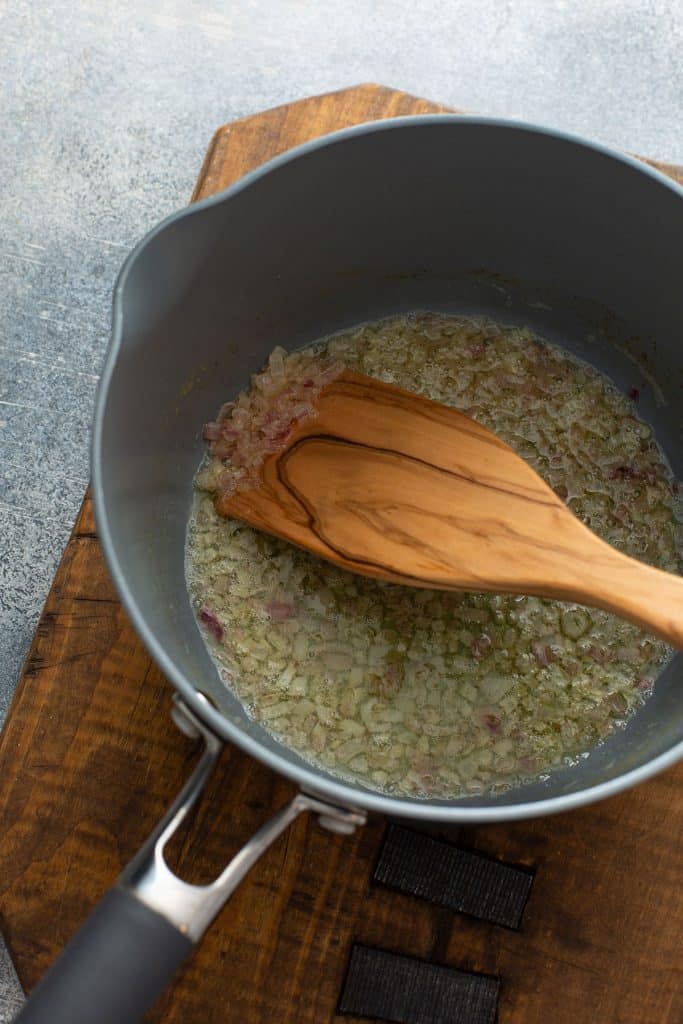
[0,0,681,1015]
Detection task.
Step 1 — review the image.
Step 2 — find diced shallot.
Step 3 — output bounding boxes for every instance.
[198,353,343,501]
[532,641,554,667]
[471,633,492,659]
[188,316,676,804]
[199,605,224,642]
[266,600,295,622]
[480,711,502,735]
[202,421,222,441]
[588,644,611,664]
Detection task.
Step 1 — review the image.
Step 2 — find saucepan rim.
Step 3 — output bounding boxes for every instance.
[92,114,683,822]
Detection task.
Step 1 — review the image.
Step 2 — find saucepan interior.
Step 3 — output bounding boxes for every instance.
[93,116,683,821]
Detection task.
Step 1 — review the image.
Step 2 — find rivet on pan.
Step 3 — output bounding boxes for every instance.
[317,813,358,836]
[171,700,201,739]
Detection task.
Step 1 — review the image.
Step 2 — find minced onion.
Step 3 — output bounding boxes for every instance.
[186,314,681,799]
[196,346,343,499]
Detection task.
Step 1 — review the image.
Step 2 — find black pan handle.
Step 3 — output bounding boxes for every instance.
[13,697,365,1024]
[14,886,193,1024]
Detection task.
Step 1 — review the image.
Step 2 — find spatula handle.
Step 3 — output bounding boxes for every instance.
[574,544,683,650]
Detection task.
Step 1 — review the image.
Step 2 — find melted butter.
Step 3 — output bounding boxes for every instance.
[186,314,681,799]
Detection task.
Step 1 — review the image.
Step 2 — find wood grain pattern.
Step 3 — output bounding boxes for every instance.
[192,84,451,201]
[220,369,683,648]
[0,86,682,1024]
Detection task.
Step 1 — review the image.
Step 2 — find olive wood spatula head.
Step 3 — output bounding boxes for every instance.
[216,370,683,649]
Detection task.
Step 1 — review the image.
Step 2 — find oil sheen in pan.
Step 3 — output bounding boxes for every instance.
[186,313,681,800]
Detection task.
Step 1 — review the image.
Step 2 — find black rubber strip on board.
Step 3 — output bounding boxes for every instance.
[338,944,500,1024]
[374,824,533,929]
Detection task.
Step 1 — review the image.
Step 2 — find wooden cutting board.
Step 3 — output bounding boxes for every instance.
[0,85,682,1024]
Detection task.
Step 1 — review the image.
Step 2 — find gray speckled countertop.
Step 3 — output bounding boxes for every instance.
[1,0,681,1015]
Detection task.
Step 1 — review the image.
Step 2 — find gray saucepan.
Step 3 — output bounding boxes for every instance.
[16,116,683,1023]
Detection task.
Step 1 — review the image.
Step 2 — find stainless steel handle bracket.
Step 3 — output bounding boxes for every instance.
[120,695,366,941]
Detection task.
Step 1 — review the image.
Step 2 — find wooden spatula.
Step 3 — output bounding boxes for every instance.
[217,370,683,649]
